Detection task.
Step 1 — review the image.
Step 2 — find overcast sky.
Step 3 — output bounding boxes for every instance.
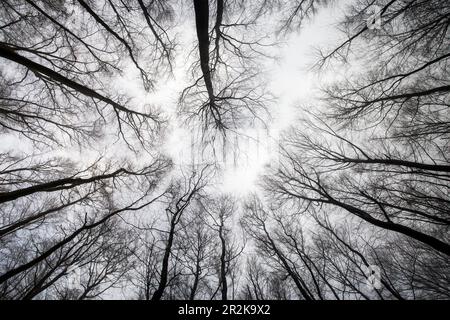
[158,2,350,195]
[0,1,350,196]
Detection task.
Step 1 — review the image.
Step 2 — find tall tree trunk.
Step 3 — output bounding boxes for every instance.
[0,44,145,117]
[219,223,228,300]
[193,0,214,100]
[151,217,176,300]
[189,259,201,300]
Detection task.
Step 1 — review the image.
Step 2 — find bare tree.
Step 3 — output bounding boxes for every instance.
[262,0,450,260]
[175,204,216,300]
[242,194,450,300]
[1,0,448,301]
[240,255,295,300]
[0,0,177,148]
[149,166,211,300]
[179,0,272,137]
[0,155,170,299]
[201,195,244,300]
[242,197,316,300]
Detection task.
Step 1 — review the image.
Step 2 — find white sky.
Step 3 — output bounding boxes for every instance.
[205,3,350,195]
[0,1,351,197]
[105,1,352,196]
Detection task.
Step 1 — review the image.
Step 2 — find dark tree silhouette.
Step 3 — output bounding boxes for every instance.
[0,0,448,301]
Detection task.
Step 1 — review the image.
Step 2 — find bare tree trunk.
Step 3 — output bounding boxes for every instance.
[189,259,201,300]
[219,223,228,300]
[0,44,146,117]
[193,0,214,100]
[151,216,176,301]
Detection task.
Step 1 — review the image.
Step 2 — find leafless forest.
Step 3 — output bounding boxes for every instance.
[0,0,449,300]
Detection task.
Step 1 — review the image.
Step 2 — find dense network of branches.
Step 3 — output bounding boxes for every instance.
[0,0,448,300]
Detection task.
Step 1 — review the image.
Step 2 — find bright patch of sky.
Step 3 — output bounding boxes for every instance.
[103,1,353,196]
